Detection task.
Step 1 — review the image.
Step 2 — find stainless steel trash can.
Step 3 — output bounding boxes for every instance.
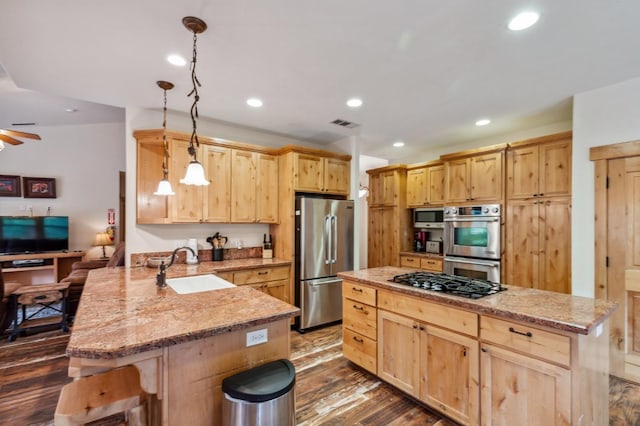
[222,359,296,426]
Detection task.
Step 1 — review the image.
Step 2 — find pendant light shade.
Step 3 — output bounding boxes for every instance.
[0,141,4,152]
[180,16,211,187]
[154,179,175,195]
[180,161,209,186]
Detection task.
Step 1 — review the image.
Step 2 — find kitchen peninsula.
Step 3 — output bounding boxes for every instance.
[339,266,617,426]
[65,259,299,426]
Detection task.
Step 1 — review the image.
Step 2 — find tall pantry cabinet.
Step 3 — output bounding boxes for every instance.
[504,131,572,294]
[366,165,410,267]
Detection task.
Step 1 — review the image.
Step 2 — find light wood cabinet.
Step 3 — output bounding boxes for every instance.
[377,301,479,425]
[231,265,290,303]
[367,165,410,267]
[505,198,571,293]
[507,133,572,200]
[231,151,278,223]
[407,162,445,207]
[399,254,443,272]
[1,251,85,285]
[292,152,350,195]
[342,281,377,374]
[443,147,505,204]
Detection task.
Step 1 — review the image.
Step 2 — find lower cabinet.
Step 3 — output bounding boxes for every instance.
[342,281,377,374]
[399,254,443,272]
[480,344,571,425]
[377,309,479,426]
[224,265,290,304]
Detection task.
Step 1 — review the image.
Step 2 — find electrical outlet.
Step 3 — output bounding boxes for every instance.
[246,329,268,347]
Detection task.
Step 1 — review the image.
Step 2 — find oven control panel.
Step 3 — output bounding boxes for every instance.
[444,204,501,218]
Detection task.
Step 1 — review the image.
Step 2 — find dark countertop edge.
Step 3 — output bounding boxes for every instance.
[338,271,618,335]
[66,308,300,360]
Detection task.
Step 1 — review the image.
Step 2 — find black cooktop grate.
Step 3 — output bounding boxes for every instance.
[389,272,505,299]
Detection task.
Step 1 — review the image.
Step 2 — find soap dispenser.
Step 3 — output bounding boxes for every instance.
[186,238,199,264]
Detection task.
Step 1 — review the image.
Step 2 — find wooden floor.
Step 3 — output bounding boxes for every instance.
[0,324,639,425]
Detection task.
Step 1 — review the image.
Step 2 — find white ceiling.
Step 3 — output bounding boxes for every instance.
[1,1,639,161]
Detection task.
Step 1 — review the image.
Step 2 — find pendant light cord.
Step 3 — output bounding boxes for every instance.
[187,31,202,160]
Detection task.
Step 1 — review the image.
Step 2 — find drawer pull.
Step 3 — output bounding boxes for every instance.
[258,271,269,275]
[353,336,364,343]
[352,287,363,292]
[406,258,415,262]
[413,324,418,329]
[509,327,533,338]
[352,304,368,314]
[481,347,488,353]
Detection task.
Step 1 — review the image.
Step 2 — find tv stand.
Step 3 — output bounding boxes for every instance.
[0,251,86,285]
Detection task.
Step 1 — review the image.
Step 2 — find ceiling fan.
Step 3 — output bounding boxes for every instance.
[0,128,41,151]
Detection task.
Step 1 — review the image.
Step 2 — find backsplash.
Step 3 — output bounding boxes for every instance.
[131,247,264,268]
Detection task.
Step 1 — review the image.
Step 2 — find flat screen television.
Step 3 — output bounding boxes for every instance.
[0,216,69,255]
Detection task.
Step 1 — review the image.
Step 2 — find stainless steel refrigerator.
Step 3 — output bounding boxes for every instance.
[295,196,354,332]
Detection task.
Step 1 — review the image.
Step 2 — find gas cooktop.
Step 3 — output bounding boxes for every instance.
[389,272,505,299]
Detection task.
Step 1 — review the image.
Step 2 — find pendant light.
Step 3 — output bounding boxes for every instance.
[180,16,210,186]
[154,80,176,195]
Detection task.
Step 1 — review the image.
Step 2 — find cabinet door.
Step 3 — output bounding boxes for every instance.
[420,258,443,272]
[294,153,324,192]
[324,158,350,195]
[507,145,540,199]
[231,150,257,222]
[367,208,383,267]
[480,344,571,425]
[446,159,469,203]
[256,153,279,223]
[380,171,398,205]
[539,198,571,294]
[407,167,428,207]
[422,326,479,426]
[249,279,287,301]
[377,310,420,396]
[381,207,398,266]
[539,140,572,198]
[427,165,445,205]
[505,200,539,288]
[469,152,503,202]
[400,254,421,269]
[171,140,204,222]
[203,145,231,222]
[136,138,169,223]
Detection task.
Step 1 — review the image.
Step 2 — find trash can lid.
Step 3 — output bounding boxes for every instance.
[222,359,296,403]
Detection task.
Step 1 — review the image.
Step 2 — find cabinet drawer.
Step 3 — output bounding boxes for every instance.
[233,266,289,284]
[215,272,233,282]
[400,255,421,268]
[342,281,376,306]
[420,258,442,272]
[343,300,377,340]
[378,290,478,337]
[343,328,377,374]
[480,316,571,367]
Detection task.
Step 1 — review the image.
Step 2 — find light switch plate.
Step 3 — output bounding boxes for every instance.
[246,329,268,347]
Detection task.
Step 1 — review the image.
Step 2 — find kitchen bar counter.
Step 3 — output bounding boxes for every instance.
[67,258,298,359]
[339,266,617,334]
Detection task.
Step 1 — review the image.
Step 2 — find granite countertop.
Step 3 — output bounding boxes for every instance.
[338,266,618,335]
[67,258,299,360]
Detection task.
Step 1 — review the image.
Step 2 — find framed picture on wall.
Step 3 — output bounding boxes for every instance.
[0,175,21,197]
[23,176,56,198]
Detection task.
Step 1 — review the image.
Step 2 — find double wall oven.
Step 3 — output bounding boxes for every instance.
[443,204,501,283]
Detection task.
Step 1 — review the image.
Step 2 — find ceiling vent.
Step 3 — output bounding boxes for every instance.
[331,118,359,129]
[11,122,36,126]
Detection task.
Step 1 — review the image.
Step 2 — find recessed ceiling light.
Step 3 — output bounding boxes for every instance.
[167,54,187,66]
[393,141,405,148]
[508,11,540,31]
[475,119,491,126]
[346,98,363,108]
[246,98,263,108]
[64,108,78,113]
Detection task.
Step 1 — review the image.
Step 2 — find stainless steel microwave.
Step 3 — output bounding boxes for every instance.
[413,207,444,229]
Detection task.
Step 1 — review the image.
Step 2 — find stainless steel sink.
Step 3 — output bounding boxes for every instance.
[167,274,236,294]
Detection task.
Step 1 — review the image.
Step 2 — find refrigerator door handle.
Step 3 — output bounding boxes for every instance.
[331,215,338,264]
[325,215,331,265]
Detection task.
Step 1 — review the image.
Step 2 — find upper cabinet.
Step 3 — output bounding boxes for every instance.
[442,146,506,204]
[291,151,350,195]
[134,129,278,224]
[406,161,445,207]
[506,132,572,200]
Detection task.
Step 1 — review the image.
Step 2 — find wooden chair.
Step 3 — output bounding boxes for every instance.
[54,365,147,426]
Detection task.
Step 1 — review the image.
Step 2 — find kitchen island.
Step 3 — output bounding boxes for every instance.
[66,258,299,426]
[339,266,618,426]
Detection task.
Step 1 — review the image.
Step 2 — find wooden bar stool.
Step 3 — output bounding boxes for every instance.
[54,365,147,426]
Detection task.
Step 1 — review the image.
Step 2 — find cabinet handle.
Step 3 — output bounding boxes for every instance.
[352,304,368,314]
[533,193,538,197]
[258,271,269,275]
[419,326,425,331]
[508,326,533,338]
[539,193,544,196]
[406,258,415,262]
[352,287,363,292]
[481,347,488,353]
[353,336,364,343]
[463,348,467,357]
[413,324,418,329]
